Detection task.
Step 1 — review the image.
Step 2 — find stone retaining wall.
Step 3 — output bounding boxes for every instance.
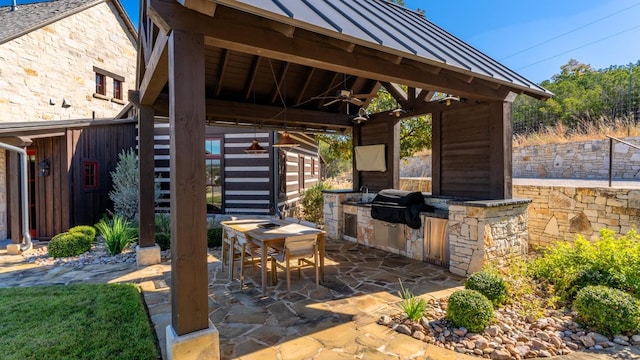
[399,178,640,248]
[401,137,640,180]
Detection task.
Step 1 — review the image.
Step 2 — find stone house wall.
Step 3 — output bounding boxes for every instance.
[401,136,640,180]
[0,1,136,122]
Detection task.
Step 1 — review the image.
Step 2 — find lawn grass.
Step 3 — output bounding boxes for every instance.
[0,284,158,360]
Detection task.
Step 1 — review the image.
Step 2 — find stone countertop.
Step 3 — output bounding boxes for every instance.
[420,209,449,219]
[449,198,532,207]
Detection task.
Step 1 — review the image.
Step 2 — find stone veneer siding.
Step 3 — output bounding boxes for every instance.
[447,201,529,276]
[513,185,640,247]
[402,137,640,180]
[0,1,137,122]
[0,149,6,240]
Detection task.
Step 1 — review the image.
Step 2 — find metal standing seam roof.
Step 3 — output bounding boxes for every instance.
[0,0,136,45]
[215,0,553,99]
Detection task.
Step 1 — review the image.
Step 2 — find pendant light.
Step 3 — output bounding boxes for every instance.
[270,59,298,148]
[244,85,267,154]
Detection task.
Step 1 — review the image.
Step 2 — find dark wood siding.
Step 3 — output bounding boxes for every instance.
[27,121,135,239]
[438,104,492,199]
[355,119,400,192]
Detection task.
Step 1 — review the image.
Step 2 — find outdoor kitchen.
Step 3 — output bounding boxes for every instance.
[323,189,530,276]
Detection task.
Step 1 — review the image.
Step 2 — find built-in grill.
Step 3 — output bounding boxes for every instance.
[370,189,432,229]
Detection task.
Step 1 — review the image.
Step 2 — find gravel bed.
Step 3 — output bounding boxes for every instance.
[379,297,640,360]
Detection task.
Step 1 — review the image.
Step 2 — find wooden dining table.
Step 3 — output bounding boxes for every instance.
[220,218,326,295]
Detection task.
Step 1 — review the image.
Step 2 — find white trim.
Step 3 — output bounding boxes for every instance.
[226,200,270,204]
[285,180,298,186]
[224,154,269,159]
[154,123,170,128]
[225,178,269,182]
[155,167,170,172]
[225,166,269,172]
[225,190,270,196]
[154,144,170,149]
[225,208,270,214]
[155,178,170,183]
[154,155,170,160]
[154,135,170,140]
[225,132,269,139]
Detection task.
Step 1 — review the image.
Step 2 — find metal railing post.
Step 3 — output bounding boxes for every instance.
[609,137,613,188]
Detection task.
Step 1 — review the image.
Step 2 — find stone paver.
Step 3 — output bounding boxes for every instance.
[0,239,631,360]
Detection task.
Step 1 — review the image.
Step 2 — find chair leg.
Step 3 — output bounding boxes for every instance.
[270,257,278,285]
[286,257,291,296]
[240,245,247,287]
[221,240,227,272]
[314,250,319,290]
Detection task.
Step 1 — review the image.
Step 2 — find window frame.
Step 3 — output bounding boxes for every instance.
[95,73,106,96]
[205,137,223,213]
[113,78,122,100]
[82,161,99,190]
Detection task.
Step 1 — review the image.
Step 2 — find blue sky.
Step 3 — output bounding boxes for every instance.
[5,0,640,83]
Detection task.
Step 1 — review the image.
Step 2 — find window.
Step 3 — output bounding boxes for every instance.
[113,79,122,100]
[205,138,222,213]
[95,73,106,95]
[311,158,316,176]
[83,161,98,189]
[298,155,305,192]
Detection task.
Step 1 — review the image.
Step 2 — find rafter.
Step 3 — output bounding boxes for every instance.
[243,55,262,101]
[214,49,229,97]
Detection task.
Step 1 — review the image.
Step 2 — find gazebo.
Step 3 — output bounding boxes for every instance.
[131,0,552,357]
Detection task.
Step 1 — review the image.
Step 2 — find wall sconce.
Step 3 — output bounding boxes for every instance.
[39,159,50,177]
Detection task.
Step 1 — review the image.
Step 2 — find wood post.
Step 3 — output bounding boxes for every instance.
[138,106,156,247]
[489,101,513,199]
[168,29,209,336]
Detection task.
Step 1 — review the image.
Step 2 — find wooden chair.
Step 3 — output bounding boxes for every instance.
[269,233,319,295]
[233,231,263,288]
[221,226,235,273]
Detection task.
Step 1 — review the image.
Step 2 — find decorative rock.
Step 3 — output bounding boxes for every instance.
[475,337,489,350]
[396,324,411,335]
[536,331,550,341]
[580,336,595,348]
[594,345,603,350]
[486,326,500,337]
[412,331,426,341]
[632,334,640,344]
[538,350,552,357]
[565,341,580,351]
[378,315,393,326]
[473,349,484,356]
[453,327,468,337]
[613,337,630,346]
[490,349,511,360]
[589,332,609,344]
[530,339,548,351]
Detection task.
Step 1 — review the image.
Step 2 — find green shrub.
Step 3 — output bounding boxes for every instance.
[48,232,93,258]
[95,215,138,255]
[207,227,222,248]
[155,214,171,235]
[446,290,494,332]
[68,225,97,241]
[574,285,640,336]
[398,279,427,321]
[300,182,333,225]
[155,233,171,251]
[530,229,640,300]
[465,270,509,307]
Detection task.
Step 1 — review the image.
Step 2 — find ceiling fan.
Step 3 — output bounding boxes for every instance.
[313,89,373,107]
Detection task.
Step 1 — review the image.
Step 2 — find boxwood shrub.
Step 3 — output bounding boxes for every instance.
[446,290,494,333]
[207,227,222,248]
[155,233,170,251]
[574,285,640,336]
[68,225,96,241]
[465,270,509,307]
[48,232,93,258]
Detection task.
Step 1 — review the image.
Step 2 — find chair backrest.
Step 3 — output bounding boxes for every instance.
[224,227,236,243]
[284,234,317,257]
[235,231,249,246]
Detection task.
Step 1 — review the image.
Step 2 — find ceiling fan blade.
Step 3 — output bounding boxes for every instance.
[347,98,364,106]
[323,98,340,107]
[351,93,375,98]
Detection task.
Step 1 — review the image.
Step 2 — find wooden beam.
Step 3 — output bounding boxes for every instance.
[138,105,156,248]
[139,30,168,106]
[415,88,434,103]
[243,55,262,101]
[168,29,209,336]
[214,49,229,97]
[153,96,353,128]
[177,0,216,16]
[381,82,408,105]
[489,101,512,199]
[147,0,513,101]
[8,152,20,243]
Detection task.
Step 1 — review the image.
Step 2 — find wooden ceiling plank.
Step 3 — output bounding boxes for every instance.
[139,30,168,106]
